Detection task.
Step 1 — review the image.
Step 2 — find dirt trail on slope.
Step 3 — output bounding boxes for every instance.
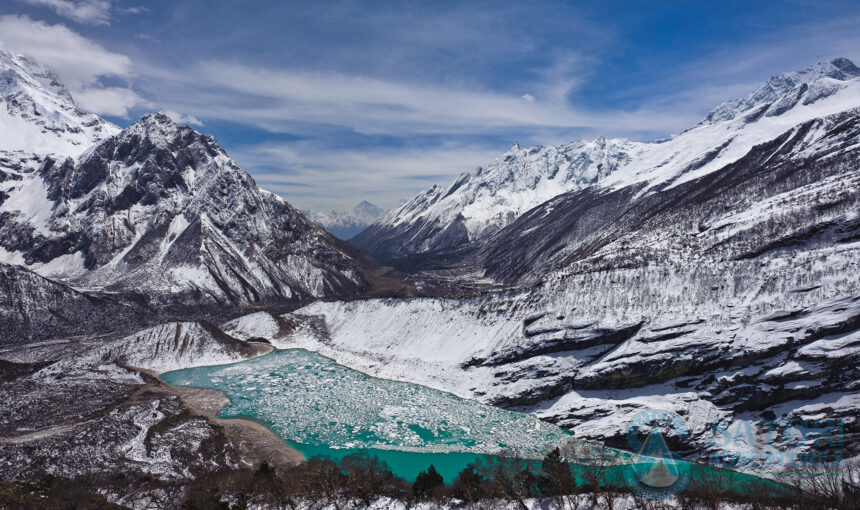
[0,419,96,445]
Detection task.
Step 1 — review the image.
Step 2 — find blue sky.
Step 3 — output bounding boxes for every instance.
[1,0,859,211]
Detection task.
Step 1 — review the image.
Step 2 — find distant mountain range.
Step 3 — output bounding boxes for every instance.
[306,200,386,239]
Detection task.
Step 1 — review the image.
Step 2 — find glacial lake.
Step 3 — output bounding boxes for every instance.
[160,349,573,482]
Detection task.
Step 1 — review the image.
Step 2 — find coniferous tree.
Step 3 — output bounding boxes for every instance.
[539,447,576,496]
[452,463,486,502]
[412,464,444,499]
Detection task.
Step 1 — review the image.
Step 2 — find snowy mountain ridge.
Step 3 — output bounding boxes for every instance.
[355,58,860,264]
[353,137,641,259]
[698,57,860,126]
[600,57,860,193]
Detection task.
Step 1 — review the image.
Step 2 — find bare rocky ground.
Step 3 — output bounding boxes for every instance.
[0,338,301,509]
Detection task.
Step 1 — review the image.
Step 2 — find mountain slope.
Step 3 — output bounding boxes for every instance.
[0,262,150,343]
[480,107,860,283]
[45,320,260,372]
[307,200,386,239]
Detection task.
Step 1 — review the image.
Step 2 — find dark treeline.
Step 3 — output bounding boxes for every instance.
[176,449,859,510]
[3,449,857,509]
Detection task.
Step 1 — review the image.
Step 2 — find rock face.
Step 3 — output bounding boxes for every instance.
[307,200,386,239]
[0,52,382,328]
[0,262,151,343]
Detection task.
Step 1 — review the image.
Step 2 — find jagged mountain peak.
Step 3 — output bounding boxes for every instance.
[0,55,373,308]
[39,109,249,208]
[117,111,217,152]
[355,200,383,213]
[131,110,182,131]
[699,57,860,126]
[799,57,860,81]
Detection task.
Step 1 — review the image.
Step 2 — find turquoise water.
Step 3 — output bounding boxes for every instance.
[160,349,573,482]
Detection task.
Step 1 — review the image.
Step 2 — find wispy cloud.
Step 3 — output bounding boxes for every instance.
[162,110,203,126]
[21,0,111,25]
[231,141,503,211]
[150,60,694,141]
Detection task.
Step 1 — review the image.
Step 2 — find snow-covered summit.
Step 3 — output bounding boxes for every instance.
[0,50,118,157]
[601,57,860,191]
[307,200,386,239]
[699,57,860,126]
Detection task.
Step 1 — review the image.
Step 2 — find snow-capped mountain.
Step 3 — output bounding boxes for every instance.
[307,200,386,239]
[0,53,381,315]
[1,112,371,308]
[353,138,641,261]
[356,58,860,268]
[597,57,860,192]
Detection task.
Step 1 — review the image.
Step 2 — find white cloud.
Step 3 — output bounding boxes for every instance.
[22,0,112,25]
[521,93,535,103]
[162,110,204,126]
[0,15,141,116]
[74,86,142,117]
[0,15,129,88]
[172,61,690,139]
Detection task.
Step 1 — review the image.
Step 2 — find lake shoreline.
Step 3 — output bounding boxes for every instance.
[137,367,306,468]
